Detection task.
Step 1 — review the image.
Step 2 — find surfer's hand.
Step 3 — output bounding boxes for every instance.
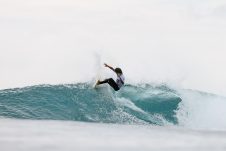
[104,63,108,67]
[104,63,114,71]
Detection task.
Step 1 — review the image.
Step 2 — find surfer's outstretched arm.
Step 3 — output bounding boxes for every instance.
[104,63,115,73]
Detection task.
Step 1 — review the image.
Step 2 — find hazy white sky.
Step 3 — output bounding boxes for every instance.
[0,0,226,95]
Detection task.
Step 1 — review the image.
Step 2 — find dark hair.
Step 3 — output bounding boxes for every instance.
[115,68,123,74]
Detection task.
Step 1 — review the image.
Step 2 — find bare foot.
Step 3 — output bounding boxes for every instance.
[96,80,100,85]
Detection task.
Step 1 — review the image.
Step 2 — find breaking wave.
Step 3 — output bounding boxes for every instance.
[0,83,225,130]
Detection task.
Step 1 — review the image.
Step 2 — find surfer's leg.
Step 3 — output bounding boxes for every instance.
[98,78,119,91]
[107,78,120,91]
[98,79,108,84]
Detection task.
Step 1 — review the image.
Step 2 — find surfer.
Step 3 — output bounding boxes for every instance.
[96,63,125,91]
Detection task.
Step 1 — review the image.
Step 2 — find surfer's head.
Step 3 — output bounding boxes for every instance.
[115,68,123,75]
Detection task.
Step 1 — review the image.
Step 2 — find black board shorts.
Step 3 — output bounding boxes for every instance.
[99,78,120,91]
[107,78,120,91]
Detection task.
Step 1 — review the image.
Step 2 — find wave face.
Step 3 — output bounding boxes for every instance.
[1,83,226,130]
[0,83,181,125]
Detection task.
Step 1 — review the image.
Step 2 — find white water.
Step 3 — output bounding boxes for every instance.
[1,0,226,150]
[177,90,226,131]
[0,0,226,96]
[0,119,226,151]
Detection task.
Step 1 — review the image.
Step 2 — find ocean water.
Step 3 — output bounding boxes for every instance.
[0,83,181,125]
[1,0,226,150]
[0,83,226,150]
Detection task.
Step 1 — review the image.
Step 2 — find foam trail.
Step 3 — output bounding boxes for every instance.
[116,97,146,113]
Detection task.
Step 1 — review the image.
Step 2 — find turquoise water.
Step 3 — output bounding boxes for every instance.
[0,83,181,125]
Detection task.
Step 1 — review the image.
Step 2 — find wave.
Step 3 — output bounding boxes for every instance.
[0,83,181,125]
[0,83,226,130]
